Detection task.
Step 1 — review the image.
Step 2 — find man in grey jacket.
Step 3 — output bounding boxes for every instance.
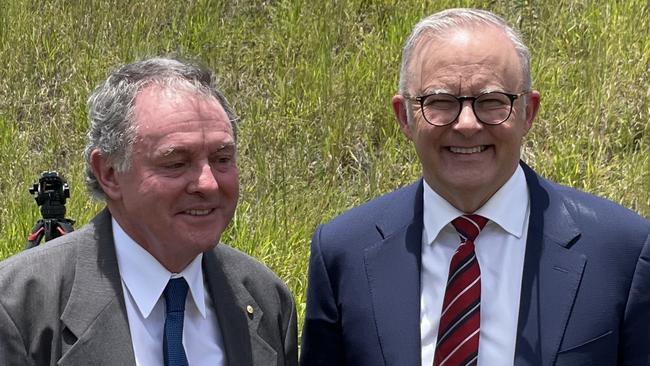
[0,57,297,366]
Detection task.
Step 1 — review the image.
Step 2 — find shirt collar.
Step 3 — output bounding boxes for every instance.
[423,165,529,245]
[112,218,207,318]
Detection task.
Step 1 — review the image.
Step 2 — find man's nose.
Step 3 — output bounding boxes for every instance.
[189,162,219,193]
[453,101,482,136]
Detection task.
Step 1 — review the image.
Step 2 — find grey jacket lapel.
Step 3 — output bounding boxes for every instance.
[56,210,276,366]
[515,164,585,366]
[364,181,423,366]
[59,209,135,365]
[204,249,276,366]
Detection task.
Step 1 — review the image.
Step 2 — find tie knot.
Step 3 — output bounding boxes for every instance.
[164,277,189,313]
[451,214,488,242]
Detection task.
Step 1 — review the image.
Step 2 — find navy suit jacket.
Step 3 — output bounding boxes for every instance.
[300,163,650,366]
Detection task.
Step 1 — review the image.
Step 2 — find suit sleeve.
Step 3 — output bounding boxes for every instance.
[621,229,650,364]
[299,225,345,366]
[282,285,298,366]
[0,300,29,365]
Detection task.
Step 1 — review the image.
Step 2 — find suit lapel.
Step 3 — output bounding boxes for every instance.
[59,209,135,365]
[515,163,585,366]
[364,181,423,366]
[57,211,274,365]
[204,249,275,366]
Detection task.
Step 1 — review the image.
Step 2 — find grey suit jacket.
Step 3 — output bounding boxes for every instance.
[0,209,298,366]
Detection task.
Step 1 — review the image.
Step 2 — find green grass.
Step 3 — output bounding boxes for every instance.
[1,0,649,334]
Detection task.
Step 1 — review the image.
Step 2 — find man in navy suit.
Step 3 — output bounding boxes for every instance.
[300,8,650,366]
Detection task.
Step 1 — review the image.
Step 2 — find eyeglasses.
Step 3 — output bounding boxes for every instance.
[406,91,529,126]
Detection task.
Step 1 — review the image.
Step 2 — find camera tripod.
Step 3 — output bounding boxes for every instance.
[25,171,75,249]
[26,217,75,249]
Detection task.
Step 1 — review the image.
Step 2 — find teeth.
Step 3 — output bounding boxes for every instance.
[185,209,211,216]
[449,146,486,154]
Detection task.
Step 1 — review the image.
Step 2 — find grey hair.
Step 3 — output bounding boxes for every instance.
[83,56,238,200]
[398,8,532,96]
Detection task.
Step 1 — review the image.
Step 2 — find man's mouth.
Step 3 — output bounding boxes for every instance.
[448,145,488,154]
[184,209,213,216]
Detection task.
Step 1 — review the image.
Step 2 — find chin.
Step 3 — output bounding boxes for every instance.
[182,234,220,251]
[200,238,220,250]
[445,172,492,188]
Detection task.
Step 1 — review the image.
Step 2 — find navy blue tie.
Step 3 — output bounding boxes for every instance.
[163,277,189,366]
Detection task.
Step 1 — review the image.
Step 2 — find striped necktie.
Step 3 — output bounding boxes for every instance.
[433,214,488,366]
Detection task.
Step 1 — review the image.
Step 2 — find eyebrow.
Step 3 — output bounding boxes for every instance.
[159,142,236,158]
[478,87,507,94]
[158,146,184,158]
[422,87,451,95]
[422,87,509,96]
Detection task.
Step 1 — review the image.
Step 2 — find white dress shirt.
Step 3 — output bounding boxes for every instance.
[420,166,530,366]
[113,219,225,366]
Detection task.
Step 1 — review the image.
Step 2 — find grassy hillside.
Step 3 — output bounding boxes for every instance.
[1,0,648,329]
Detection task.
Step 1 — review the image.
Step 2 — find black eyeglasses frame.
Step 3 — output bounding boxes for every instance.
[406,91,530,126]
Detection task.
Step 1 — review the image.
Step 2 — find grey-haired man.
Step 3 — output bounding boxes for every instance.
[0,57,297,366]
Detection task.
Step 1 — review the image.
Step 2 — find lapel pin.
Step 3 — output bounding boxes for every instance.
[246,305,254,315]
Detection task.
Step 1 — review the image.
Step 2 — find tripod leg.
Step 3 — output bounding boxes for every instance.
[26,221,45,249]
[59,220,75,234]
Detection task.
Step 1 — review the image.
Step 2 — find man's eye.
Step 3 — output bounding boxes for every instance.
[212,155,233,165]
[477,99,507,109]
[164,162,186,169]
[428,100,456,110]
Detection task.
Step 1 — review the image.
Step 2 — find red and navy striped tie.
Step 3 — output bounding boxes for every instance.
[433,214,488,366]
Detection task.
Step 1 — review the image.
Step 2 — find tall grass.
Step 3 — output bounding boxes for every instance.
[1,0,648,331]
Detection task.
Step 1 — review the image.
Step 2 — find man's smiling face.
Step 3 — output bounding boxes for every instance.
[101,85,239,271]
[395,26,539,212]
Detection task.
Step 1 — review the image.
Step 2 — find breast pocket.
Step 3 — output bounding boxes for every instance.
[555,330,615,366]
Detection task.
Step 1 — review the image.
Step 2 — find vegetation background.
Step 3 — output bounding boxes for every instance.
[1,0,648,334]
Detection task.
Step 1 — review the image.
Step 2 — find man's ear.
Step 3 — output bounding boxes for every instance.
[392,94,414,140]
[523,90,541,133]
[90,150,121,200]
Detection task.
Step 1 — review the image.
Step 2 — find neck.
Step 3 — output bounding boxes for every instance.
[444,192,491,214]
[157,254,194,274]
[424,180,500,214]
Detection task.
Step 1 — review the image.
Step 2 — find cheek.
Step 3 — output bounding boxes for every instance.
[218,172,239,196]
[133,177,187,207]
[413,125,443,148]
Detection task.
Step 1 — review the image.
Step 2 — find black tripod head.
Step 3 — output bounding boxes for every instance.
[26,171,75,249]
